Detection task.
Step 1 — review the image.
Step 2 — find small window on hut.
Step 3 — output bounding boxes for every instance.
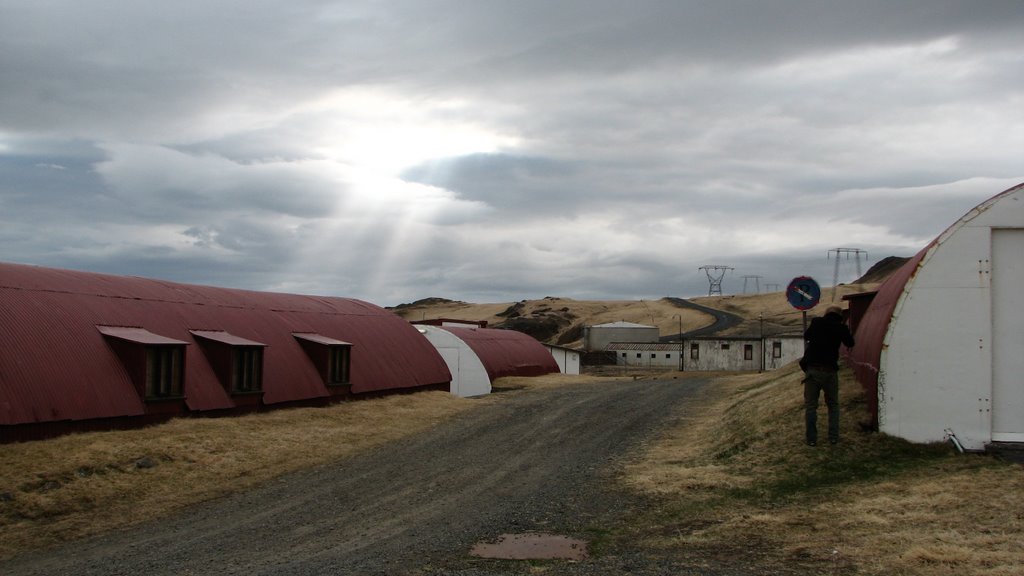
[146,346,184,398]
[293,333,353,387]
[721,343,730,351]
[232,347,263,392]
[744,344,754,360]
[690,342,699,360]
[190,330,268,395]
[773,341,783,358]
[97,326,188,401]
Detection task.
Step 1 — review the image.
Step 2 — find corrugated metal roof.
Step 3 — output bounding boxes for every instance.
[441,327,559,381]
[97,326,190,345]
[604,342,681,351]
[293,333,352,346]
[0,262,451,428]
[190,330,267,347]
[591,321,656,329]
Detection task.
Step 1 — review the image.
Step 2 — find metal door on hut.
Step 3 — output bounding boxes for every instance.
[991,229,1024,442]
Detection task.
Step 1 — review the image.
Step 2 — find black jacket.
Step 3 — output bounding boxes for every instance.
[801,311,855,371]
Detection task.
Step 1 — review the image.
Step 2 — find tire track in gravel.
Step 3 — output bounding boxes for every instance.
[1,377,714,576]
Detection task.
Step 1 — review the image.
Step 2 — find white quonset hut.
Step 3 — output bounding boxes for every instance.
[416,325,492,397]
[583,321,659,351]
[849,182,1024,451]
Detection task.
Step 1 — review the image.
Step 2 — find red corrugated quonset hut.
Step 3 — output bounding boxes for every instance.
[0,262,451,441]
[441,326,560,381]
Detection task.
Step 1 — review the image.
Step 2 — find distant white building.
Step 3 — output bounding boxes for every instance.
[607,342,682,369]
[584,321,659,352]
[544,344,581,375]
[606,335,803,372]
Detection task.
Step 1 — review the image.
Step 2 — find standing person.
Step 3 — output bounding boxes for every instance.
[801,305,855,446]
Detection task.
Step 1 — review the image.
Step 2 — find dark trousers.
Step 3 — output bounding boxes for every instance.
[803,367,839,444]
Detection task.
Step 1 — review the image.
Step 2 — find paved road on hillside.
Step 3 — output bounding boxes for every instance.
[1,378,752,576]
[662,297,744,339]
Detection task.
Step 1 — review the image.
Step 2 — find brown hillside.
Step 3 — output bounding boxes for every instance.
[389,282,881,347]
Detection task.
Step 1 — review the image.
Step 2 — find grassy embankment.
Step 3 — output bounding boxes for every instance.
[625,364,1024,575]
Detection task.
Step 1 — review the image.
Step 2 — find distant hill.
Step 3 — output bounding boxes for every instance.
[390,257,907,347]
[854,256,910,284]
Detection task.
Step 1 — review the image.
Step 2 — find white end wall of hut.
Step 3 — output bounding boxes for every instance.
[418,326,491,397]
[880,187,1024,450]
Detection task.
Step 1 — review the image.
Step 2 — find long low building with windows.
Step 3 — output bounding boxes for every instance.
[606,334,803,372]
[0,262,452,442]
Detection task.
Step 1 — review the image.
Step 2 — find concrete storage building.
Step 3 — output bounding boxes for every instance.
[0,262,451,442]
[848,182,1024,451]
[583,321,659,352]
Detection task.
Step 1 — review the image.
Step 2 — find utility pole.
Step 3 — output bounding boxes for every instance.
[698,265,734,296]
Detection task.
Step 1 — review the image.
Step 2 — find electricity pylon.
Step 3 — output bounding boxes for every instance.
[699,265,734,296]
[828,248,868,300]
[741,275,763,294]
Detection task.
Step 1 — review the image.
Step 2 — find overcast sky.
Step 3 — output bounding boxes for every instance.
[2,1,1022,305]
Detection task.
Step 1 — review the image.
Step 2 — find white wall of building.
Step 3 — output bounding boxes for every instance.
[879,185,1024,450]
[545,345,581,375]
[416,325,491,397]
[605,336,802,372]
[763,336,805,371]
[610,344,681,369]
[683,339,761,372]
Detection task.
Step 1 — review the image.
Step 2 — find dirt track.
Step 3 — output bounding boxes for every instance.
[1,377,752,576]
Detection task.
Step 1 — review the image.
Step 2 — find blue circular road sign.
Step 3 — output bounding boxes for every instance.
[786,276,821,310]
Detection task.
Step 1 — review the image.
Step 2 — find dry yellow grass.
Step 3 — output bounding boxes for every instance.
[625,365,1024,575]
[0,391,474,559]
[0,373,620,561]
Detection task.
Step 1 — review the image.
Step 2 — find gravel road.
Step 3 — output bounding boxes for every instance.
[2,377,755,576]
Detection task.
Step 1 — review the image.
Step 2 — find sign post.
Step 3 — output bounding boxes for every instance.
[786,276,821,350]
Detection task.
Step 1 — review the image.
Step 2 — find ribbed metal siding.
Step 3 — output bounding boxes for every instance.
[0,262,451,427]
[442,327,559,381]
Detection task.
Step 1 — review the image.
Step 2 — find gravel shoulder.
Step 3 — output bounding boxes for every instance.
[1,377,747,576]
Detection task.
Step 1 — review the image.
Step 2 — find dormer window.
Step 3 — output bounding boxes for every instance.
[190,330,267,395]
[293,333,352,386]
[97,326,188,401]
